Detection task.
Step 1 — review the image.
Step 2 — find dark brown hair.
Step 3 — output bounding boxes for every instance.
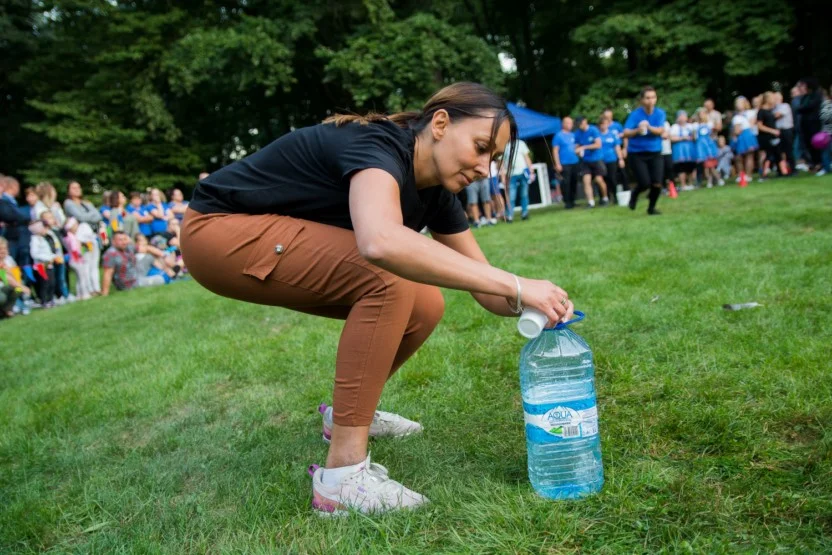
[324,82,518,170]
[640,86,657,99]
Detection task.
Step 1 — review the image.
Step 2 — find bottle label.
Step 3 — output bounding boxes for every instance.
[524,402,599,440]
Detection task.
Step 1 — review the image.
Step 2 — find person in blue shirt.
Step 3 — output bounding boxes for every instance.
[574,117,608,207]
[622,86,668,215]
[148,188,173,237]
[126,192,154,237]
[551,116,580,209]
[599,117,624,204]
[602,108,626,192]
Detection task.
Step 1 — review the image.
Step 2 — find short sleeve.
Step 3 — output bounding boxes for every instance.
[102,250,119,269]
[624,112,638,129]
[426,190,469,235]
[334,124,408,190]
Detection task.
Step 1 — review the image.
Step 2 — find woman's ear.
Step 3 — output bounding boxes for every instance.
[431,109,450,141]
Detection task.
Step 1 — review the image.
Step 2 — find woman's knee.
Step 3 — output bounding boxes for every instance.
[414,285,445,330]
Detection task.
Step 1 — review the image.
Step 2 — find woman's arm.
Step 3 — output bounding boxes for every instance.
[349,169,571,324]
[431,229,564,317]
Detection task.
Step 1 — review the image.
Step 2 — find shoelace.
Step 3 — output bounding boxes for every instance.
[353,462,400,498]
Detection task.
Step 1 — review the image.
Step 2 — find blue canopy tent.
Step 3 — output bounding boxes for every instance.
[507,103,561,140]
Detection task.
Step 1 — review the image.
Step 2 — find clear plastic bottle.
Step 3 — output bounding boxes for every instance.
[519,311,603,499]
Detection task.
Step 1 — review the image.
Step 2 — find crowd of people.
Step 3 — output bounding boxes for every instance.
[3,80,832,318]
[461,78,832,224]
[0,174,195,319]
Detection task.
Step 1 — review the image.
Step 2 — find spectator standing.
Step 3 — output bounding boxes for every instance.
[35,182,67,227]
[0,176,33,267]
[670,111,696,190]
[819,86,832,175]
[791,85,809,170]
[756,92,781,179]
[551,116,580,210]
[126,192,154,237]
[41,211,71,303]
[574,116,608,207]
[702,99,723,136]
[63,181,102,294]
[661,121,674,190]
[148,188,174,236]
[716,136,734,183]
[501,138,535,222]
[63,217,97,300]
[488,160,505,221]
[602,108,626,191]
[28,221,58,307]
[622,86,667,215]
[796,78,824,172]
[773,91,796,175]
[465,177,493,227]
[168,188,189,222]
[694,110,719,187]
[599,117,624,203]
[732,97,759,182]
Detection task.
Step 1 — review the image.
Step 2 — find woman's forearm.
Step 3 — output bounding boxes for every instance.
[366,226,516,299]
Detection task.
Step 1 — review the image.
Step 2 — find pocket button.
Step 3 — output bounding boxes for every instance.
[274,244,284,254]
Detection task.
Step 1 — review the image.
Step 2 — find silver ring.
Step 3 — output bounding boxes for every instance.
[560,297,568,307]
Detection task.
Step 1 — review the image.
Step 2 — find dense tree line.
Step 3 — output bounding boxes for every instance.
[2,0,826,192]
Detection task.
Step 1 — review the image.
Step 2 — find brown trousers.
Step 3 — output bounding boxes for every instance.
[181,209,445,426]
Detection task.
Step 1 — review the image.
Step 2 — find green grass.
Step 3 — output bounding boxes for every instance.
[2,177,831,553]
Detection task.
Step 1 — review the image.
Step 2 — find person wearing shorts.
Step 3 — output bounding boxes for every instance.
[551,116,580,209]
[181,82,575,516]
[574,117,608,207]
[466,176,493,227]
[622,86,667,215]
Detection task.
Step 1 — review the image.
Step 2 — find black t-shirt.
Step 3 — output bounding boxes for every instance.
[758,108,777,139]
[190,120,469,235]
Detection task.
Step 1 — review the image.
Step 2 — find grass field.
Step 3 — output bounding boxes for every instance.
[2,177,831,553]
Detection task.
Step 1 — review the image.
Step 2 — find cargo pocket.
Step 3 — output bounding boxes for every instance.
[242,218,306,281]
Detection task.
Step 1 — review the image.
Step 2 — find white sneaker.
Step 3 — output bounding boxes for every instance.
[796,163,809,172]
[319,404,422,443]
[718,179,725,186]
[816,169,827,176]
[308,454,429,516]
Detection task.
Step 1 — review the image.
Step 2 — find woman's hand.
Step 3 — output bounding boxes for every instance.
[514,277,573,326]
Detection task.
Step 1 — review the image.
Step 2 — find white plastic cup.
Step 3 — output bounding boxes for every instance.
[517,308,548,339]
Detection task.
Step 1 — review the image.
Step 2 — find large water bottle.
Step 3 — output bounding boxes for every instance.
[519,311,604,499]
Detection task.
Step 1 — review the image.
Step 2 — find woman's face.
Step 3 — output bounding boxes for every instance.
[677,113,688,124]
[150,189,161,203]
[431,113,511,194]
[26,192,38,206]
[68,182,82,199]
[599,120,609,132]
[171,189,183,202]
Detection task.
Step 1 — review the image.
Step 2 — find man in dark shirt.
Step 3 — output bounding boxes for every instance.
[0,176,33,267]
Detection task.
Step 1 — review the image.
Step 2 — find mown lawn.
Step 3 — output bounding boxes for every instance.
[2,177,831,553]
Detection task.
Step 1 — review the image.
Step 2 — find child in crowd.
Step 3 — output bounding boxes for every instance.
[694,110,720,187]
[28,221,59,308]
[135,235,181,282]
[41,211,71,303]
[63,217,98,300]
[716,136,734,183]
[670,110,697,190]
[0,237,32,318]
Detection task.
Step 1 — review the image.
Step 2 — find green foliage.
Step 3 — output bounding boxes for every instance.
[319,13,504,112]
[0,0,823,189]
